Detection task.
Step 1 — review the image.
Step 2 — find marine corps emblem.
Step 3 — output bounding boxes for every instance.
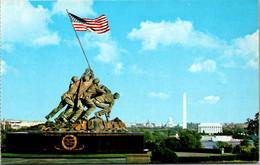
[62,134,77,150]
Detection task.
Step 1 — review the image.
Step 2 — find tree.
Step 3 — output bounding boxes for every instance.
[179,129,202,149]
[151,143,178,163]
[144,131,156,143]
[213,141,233,153]
[240,139,250,147]
[167,128,176,136]
[246,112,259,136]
[164,137,181,149]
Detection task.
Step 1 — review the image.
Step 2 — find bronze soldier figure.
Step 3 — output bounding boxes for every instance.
[94,92,120,122]
[72,78,104,121]
[69,70,95,123]
[45,76,79,122]
[46,69,90,122]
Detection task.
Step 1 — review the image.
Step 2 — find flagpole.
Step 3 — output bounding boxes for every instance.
[66,9,91,70]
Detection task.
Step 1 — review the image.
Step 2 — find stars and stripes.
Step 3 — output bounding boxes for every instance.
[68,12,110,34]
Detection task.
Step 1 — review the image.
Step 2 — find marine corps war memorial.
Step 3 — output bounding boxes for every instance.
[4,10,148,163]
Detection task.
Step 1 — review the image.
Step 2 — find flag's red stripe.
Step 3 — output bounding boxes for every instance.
[83,15,106,21]
[84,22,108,27]
[90,27,110,32]
[84,21,108,26]
[70,12,110,34]
[84,18,108,23]
[88,26,109,31]
[96,28,110,34]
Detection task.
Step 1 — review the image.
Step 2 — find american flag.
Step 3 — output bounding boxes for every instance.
[68,12,110,34]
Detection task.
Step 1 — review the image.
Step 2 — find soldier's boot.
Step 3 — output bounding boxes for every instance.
[61,116,68,123]
[54,118,61,123]
[105,114,110,122]
[82,115,89,121]
[81,106,95,121]
[70,109,83,123]
[62,108,74,121]
[45,115,50,120]
[95,112,101,118]
[45,107,59,120]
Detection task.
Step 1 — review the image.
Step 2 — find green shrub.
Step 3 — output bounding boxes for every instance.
[151,144,178,163]
[179,129,202,149]
[213,141,233,153]
[164,137,181,149]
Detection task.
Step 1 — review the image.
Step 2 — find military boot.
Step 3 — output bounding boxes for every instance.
[61,116,68,123]
[95,112,100,117]
[82,115,89,121]
[45,115,50,120]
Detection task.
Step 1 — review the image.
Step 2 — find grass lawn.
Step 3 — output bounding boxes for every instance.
[2,153,127,164]
[176,152,235,157]
[1,158,126,164]
[204,160,258,163]
[2,153,126,158]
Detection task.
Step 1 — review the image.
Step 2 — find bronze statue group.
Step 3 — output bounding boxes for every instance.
[45,68,120,123]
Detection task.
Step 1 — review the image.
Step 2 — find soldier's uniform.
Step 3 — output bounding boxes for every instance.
[94,92,120,121]
[46,77,80,122]
[46,69,91,122]
[69,72,95,123]
[77,79,105,121]
[62,69,94,122]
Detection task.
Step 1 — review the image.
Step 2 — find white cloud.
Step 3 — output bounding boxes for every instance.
[129,65,147,75]
[217,72,227,84]
[189,59,216,73]
[52,0,96,17]
[223,30,259,69]
[82,33,121,63]
[1,0,60,47]
[80,33,125,75]
[200,96,220,104]
[1,60,17,75]
[128,18,258,70]
[95,41,119,63]
[1,61,7,75]
[114,62,123,75]
[149,92,170,99]
[127,18,221,50]
[2,44,14,53]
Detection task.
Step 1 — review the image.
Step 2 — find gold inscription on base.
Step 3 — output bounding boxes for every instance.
[62,134,77,150]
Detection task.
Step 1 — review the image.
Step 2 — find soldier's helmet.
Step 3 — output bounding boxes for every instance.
[93,78,100,84]
[71,76,78,83]
[83,75,90,82]
[113,93,120,99]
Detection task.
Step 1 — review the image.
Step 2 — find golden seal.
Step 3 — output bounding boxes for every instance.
[62,134,77,150]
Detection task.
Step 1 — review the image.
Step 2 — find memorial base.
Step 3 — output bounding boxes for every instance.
[6,132,144,154]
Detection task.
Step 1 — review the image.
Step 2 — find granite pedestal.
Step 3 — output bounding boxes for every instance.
[6,132,144,154]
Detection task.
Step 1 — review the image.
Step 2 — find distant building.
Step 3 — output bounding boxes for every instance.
[136,123,146,128]
[183,93,187,129]
[198,123,223,134]
[5,119,44,129]
[154,123,163,128]
[6,119,22,129]
[165,117,176,128]
[125,122,137,128]
[146,120,154,128]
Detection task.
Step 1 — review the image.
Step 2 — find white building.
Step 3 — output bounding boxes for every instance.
[165,117,175,128]
[183,93,187,129]
[5,119,45,129]
[154,123,163,128]
[125,122,137,128]
[146,120,154,128]
[198,123,223,134]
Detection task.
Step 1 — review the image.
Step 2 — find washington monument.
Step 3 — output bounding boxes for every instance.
[183,93,187,129]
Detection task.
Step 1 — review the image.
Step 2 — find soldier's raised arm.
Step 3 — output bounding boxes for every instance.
[90,69,95,80]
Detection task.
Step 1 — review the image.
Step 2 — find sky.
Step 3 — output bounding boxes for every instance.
[1,0,259,124]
